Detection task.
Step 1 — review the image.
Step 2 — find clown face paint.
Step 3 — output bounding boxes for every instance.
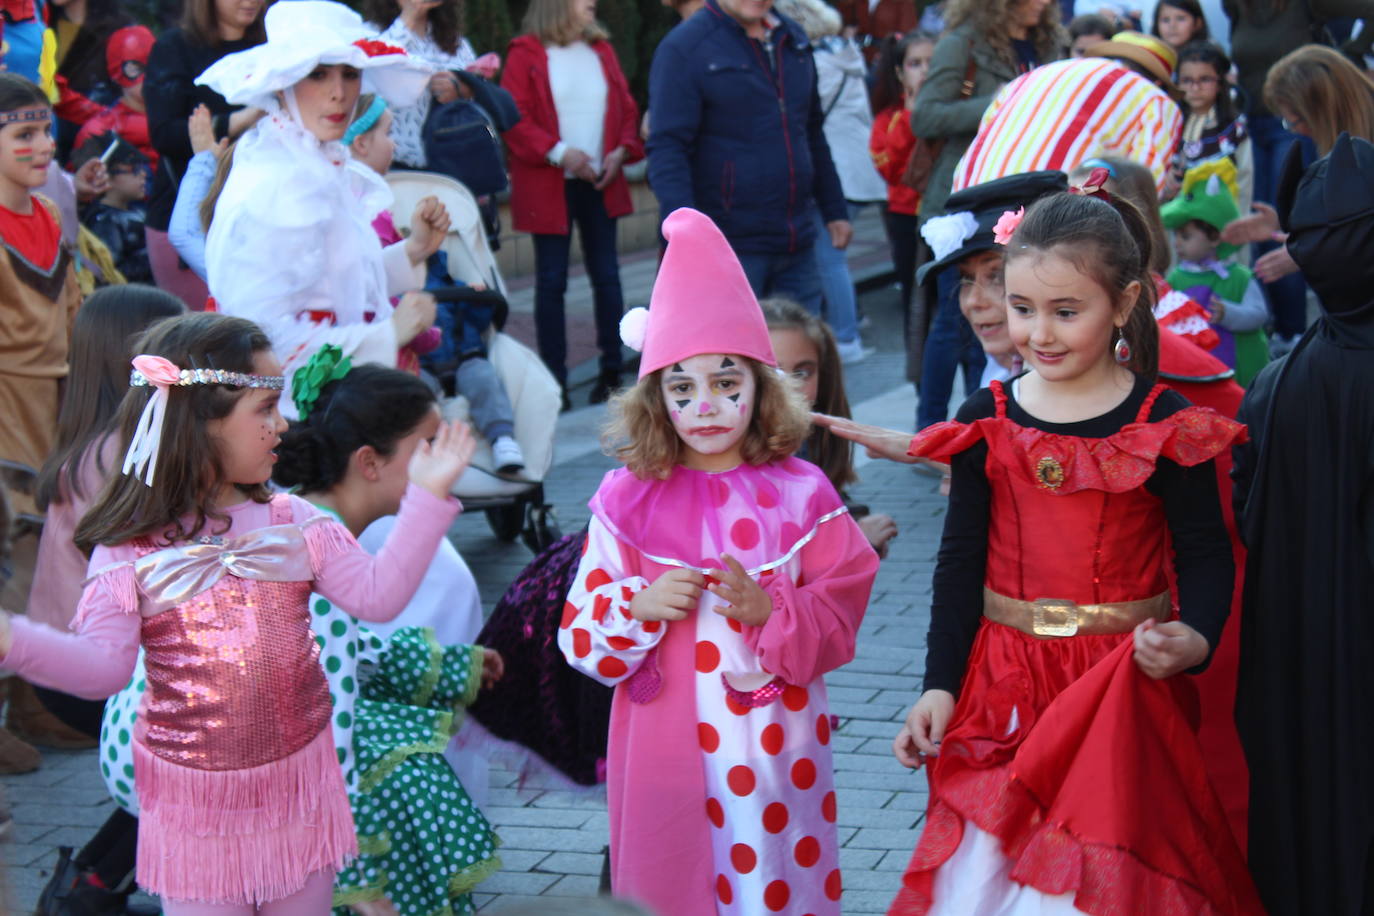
[661,353,756,472]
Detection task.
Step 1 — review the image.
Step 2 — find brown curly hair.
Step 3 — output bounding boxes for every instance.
[603,358,811,480]
[945,0,1065,70]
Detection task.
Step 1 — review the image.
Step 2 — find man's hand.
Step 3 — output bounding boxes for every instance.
[73,157,109,203]
[827,219,853,250]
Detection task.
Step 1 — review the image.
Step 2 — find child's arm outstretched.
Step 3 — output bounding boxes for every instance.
[0,549,142,699]
[711,514,878,688]
[558,517,666,687]
[309,421,475,624]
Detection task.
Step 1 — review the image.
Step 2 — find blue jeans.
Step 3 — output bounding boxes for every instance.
[916,264,985,429]
[1249,114,1315,339]
[737,246,823,315]
[810,203,862,344]
[532,180,625,386]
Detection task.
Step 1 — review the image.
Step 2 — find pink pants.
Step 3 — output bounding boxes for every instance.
[160,870,335,916]
[145,227,210,311]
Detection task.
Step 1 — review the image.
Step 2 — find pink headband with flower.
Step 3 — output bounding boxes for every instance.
[121,355,285,487]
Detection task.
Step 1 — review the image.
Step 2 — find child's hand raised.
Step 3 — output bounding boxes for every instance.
[893,689,954,769]
[405,196,452,265]
[629,569,703,623]
[708,555,772,628]
[407,420,476,500]
[1132,618,1209,679]
[480,648,504,688]
[189,104,229,158]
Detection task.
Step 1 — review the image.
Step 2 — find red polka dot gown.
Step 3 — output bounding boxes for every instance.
[559,459,879,915]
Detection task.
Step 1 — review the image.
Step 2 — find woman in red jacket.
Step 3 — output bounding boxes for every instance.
[502,0,643,408]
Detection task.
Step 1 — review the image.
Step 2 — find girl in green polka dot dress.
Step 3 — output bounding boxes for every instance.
[100,348,503,916]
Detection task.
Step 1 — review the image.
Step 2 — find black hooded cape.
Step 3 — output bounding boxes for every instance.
[1232,135,1374,915]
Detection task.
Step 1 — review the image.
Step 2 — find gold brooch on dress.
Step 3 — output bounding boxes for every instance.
[1035,456,1065,490]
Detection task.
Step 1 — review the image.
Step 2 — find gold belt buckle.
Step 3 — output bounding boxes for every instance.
[1031,598,1080,637]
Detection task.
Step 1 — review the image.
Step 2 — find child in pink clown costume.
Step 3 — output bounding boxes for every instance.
[559,207,879,916]
[0,312,476,915]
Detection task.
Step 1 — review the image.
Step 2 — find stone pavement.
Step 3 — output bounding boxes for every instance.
[1,214,956,914]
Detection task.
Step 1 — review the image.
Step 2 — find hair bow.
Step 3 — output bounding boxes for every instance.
[122,355,182,486]
[992,207,1024,245]
[292,344,353,420]
[1070,167,1113,202]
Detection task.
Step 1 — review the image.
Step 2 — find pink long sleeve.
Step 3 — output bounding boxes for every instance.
[304,483,462,624]
[742,514,878,686]
[4,547,141,699]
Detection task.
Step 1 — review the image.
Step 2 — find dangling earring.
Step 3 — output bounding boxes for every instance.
[1113,335,1131,364]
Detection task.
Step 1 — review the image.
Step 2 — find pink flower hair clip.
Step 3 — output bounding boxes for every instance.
[992,207,1024,246]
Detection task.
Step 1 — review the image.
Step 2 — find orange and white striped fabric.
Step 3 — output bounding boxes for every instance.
[951,58,1183,195]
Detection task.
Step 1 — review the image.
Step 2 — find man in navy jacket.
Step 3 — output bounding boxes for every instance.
[647,0,850,313]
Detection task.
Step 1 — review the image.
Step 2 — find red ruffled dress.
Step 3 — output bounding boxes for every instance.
[890,378,1264,916]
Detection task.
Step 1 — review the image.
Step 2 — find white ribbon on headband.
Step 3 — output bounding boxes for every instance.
[122,355,182,487]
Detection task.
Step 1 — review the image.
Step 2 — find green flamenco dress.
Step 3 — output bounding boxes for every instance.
[330,625,501,915]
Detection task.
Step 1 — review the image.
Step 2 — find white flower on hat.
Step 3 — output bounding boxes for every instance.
[920,211,979,263]
[620,307,651,352]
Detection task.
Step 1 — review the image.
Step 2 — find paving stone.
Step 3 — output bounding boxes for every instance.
[536,851,605,876]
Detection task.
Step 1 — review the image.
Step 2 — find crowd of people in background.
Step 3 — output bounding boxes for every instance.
[0,0,1373,913]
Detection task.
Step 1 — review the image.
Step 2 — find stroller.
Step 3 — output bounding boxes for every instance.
[386,170,562,553]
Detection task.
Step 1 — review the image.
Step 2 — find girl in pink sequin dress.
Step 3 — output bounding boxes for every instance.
[0,312,475,915]
[558,209,879,916]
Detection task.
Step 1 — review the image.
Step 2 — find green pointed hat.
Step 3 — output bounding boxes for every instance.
[1160,159,1242,258]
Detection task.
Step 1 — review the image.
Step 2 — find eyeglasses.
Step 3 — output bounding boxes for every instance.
[1178,75,1219,87]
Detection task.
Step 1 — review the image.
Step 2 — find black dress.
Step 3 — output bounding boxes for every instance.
[1233,302,1374,915]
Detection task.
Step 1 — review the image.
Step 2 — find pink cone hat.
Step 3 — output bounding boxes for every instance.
[621,208,777,379]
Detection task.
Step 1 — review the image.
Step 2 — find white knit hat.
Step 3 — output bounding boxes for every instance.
[196,1,431,110]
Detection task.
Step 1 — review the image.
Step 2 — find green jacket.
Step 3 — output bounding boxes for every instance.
[911,23,1060,221]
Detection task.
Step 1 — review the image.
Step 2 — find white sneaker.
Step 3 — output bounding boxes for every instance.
[835,337,873,365]
[491,436,525,476]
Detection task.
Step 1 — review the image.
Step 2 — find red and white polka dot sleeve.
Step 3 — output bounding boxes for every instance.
[558,517,658,687]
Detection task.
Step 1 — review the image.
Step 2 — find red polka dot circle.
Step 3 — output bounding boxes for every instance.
[760,723,785,756]
[762,801,789,833]
[706,797,725,829]
[794,835,821,868]
[698,722,720,753]
[764,879,791,912]
[730,843,757,874]
[597,657,627,679]
[730,517,760,551]
[727,765,756,796]
[792,757,817,790]
[695,640,721,673]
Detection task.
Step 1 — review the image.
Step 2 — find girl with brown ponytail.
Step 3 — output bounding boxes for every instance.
[818,171,1261,913]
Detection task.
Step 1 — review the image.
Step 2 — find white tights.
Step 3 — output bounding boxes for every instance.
[160,870,335,916]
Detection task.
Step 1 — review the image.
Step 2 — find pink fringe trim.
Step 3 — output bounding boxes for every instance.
[302,516,362,581]
[135,728,358,905]
[72,562,138,629]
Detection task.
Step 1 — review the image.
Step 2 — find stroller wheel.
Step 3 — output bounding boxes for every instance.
[485,503,524,542]
[522,504,562,554]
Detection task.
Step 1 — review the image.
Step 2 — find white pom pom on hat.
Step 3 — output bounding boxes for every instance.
[635,207,777,380]
[619,307,650,352]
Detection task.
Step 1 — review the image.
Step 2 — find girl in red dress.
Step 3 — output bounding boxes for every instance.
[818,180,1263,914]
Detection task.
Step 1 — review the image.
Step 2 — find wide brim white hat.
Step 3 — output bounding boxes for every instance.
[196,0,432,110]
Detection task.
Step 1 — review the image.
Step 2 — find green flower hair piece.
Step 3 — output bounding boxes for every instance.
[292,344,353,420]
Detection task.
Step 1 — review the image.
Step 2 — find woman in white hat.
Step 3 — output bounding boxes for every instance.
[196,0,452,411]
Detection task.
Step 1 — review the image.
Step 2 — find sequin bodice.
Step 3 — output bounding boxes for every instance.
[132,497,332,770]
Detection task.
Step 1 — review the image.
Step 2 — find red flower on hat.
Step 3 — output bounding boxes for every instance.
[353,39,405,57]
